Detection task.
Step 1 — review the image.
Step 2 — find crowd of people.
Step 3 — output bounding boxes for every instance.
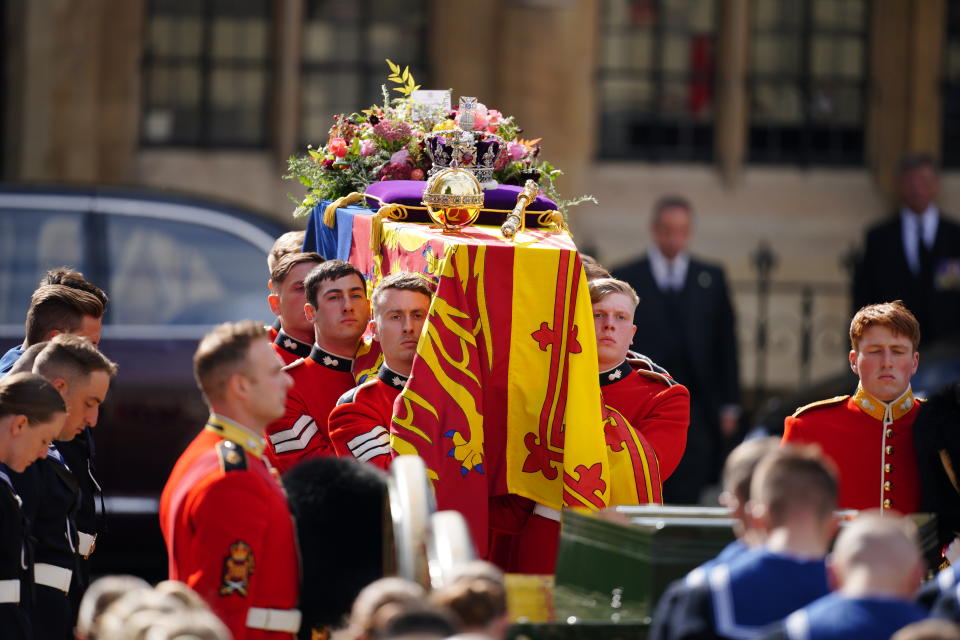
[0,150,958,639]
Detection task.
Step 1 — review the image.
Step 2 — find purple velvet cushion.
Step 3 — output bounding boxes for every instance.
[364,180,558,211]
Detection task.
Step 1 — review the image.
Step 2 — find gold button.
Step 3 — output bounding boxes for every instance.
[884,464,892,473]
[885,429,894,438]
[884,481,891,491]
[886,446,894,455]
[883,499,892,509]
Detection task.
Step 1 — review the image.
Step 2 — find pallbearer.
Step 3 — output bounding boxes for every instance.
[514,277,691,574]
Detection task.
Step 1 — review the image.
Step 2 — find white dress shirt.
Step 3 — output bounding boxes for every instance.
[649,244,690,292]
[900,204,940,274]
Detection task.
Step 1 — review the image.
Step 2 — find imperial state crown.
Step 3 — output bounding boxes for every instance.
[424,97,504,190]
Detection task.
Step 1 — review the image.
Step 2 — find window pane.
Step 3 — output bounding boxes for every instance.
[602,31,654,71]
[598,0,716,161]
[752,34,802,75]
[106,216,269,326]
[749,0,867,164]
[0,211,86,325]
[813,0,865,30]
[299,2,429,147]
[142,0,271,147]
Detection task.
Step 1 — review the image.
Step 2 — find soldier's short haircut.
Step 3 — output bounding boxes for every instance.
[371,272,435,317]
[0,372,66,426]
[751,444,837,526]
[580,254,611,281]
[588,277,640,310]
[193,320,267,403]
[898,152,938,176]
[270,251,325,286]
[267,230,307,273]
[651,194,694,225]
[25,285,104,346]
[40,267,109,309]
[303,260,366,308]
[34,334,118,385]
[722,437,780,504]
[849,300,921,351]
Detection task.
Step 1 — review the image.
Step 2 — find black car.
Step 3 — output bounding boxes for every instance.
[0,185,290,579]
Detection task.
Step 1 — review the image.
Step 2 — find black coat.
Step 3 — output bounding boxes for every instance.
[913,382,960,549]
[853,214,960,345]
[0,473,31,640]
[612,255,740,415]
[11,455,80,640]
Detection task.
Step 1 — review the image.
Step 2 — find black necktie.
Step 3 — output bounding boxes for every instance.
[917,217,934,281]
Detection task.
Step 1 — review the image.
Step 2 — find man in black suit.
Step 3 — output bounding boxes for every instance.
[612,195,740,505]
[853,153,960,346]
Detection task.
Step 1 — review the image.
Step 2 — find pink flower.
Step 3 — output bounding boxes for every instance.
[390,149,410,165]
[411,168,425,181]
[360,139,376,156]
[328,138,348,158]
[507,141,527,161]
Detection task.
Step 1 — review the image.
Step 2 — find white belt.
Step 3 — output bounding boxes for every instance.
[0,579,19,604]
[533,504,562,522]
[77,532,97,558]
[34,563,72,593]
[246,607,301,633]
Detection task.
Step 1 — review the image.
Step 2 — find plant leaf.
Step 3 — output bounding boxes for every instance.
[386,58,400,74]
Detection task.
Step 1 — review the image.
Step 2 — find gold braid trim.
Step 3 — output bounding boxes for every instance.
[537,210,571,235]
[323,192,366,227]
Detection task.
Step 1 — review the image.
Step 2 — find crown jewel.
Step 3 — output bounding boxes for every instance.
[425,96,504,190]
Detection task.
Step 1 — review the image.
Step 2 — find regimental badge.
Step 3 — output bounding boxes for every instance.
[322,355,340,367]
[219,540,255,597]
[224,449,242,465]
[283,338,297,350]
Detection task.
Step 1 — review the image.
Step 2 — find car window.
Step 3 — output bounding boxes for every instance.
[0,210,86,324]
[106,215,270,325]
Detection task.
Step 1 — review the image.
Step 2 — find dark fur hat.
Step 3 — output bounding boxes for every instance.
[283,457,388,636]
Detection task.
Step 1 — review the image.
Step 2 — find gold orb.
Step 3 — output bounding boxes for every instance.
[421,168,484,231]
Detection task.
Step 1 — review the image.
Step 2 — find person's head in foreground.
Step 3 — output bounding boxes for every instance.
[748,443,839,557]
[429,560,509,639]
[0,372,66,472]
[193,320,292,428]
[828,510,923,598]
[346,577,426,640]
[33,333,117,442]
[719,436,780,545]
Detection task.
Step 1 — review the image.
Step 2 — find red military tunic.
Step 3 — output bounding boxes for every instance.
[328,366,407,470]
[265,345,357,473]
[782,385,922,513]
[600,359,691,484]
[159,415,300,639]
[513,361,685,573]
[271,329,312,366]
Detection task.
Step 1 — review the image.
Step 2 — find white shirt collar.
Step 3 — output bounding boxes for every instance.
[648,244,689,291]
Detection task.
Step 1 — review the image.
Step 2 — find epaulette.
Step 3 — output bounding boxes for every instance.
[217,440,248,472]
[626,350,672,377]
[283,357,306,371]
[791,395,849,418]
[635,368,677,387]
[336,379,376,406]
